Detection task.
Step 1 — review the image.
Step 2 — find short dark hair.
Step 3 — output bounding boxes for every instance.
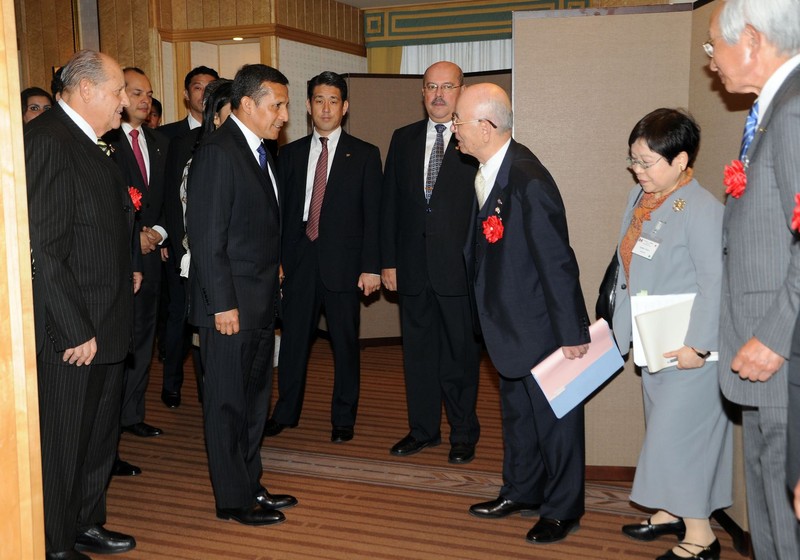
[123,66,146,76]
[151,98,162,116]
[50,67,64,97]
[628,108,700,168]
[21,87,53,114]
[306,71,347,101]
[183,66,219,91]
[230,64,288,110]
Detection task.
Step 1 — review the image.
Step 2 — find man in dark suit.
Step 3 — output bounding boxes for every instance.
[380,61,481,464]
[264,71,382,443]
[104,67,170,446]
[186,64,296,526]
[25,49,137,560]
[707,1,800,553]
[456,83,590,545]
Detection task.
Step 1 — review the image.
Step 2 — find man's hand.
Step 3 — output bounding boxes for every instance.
[358,273,381,296]
[381,268,397,292]
[663,346,706,370]
[63,337,97,366]
[160,247,169,262]
[215,309,240,336]
[794,478,800,520]
[140,226,163,255]
[731,337,784,382]
[133,272,143,294]
[562,344,589,360]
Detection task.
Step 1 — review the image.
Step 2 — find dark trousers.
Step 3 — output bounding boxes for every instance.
[38,359,124,552]
[199,326,274,508]
[499,373,585,520]
[162,256,203,397]
[272,239,361,427]
[398,283,481,444]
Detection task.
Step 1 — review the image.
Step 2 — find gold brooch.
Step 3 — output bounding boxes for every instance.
[672,198,686,212]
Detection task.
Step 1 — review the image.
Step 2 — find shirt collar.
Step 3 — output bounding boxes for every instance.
[313,126,342,146]
[756,53,800,125]
[58,99,97,143]
[481,138,512,180]
[229,113,265,161]
[188,113,202,130]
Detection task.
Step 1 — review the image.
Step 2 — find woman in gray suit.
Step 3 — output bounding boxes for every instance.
[611,109,732,560]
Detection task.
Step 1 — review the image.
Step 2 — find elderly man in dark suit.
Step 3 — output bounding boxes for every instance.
[380,61,481,464]
[456,83,590,545]
[706,0,800,555]
[186,63,296,526]
[25,49,137,560]
[264,71,382,443]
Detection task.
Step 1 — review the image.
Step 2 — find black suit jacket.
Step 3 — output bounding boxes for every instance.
[25,104,133,363]
[186,117,281,330]
[380,119,478,296]
[464,140,589,378]
[279,130,382,290]
[158,117,190,141]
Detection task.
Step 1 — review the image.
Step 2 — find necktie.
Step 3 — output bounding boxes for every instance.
[129,129,148,188]
[739,100,759,161]
[475,166,486,208]
[425,124,446,203]
[306,136,328,242]
[257,143,268,172]
[97,138,112,156]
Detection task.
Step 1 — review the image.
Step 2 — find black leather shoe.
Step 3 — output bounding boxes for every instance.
[112,457,141,477]
[448,442,475,464]
[122,422,163,437]
[657,539,720,560]
[331,426,354,443]
[526,517,580,544]
[263,418,296,437]
[390,433,441,456]
[216,504,286,526]
[622,518,686,541]
[161,389,181,408]
[74,525,136,554]
[469,497,540,519]
[46,551,90,560]
[255,489,298,510]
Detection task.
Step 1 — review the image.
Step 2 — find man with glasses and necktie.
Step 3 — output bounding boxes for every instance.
[380,61,482,465]
[706,0,800,555]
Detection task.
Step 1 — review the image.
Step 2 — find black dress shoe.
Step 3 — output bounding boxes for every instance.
[263,418,296,437]
[112,457,142,477]
[526,517,580,544]
[161,389,181,408]
[74,524,136,554]
[448,442,475,464]
[469,497,540,519]
[656,539,720,560]
[46,550,90,560]
[255,489,298,510]
[622,518,686,541]
[122,422,163,437]
[331,426,354,443]
[390,433,441,456]
[216,504,286,526]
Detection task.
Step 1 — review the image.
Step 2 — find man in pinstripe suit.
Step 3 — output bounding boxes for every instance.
[708,1,800,557]
[25,50,137,559]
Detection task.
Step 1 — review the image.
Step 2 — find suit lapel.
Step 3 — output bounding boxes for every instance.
[411,123,427,206]
[474,141,516,274]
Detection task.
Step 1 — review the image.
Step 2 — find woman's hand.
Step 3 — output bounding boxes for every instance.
[663,345,706,370]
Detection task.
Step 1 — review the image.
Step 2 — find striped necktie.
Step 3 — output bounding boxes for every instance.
[425,124,446,203]
[306,136,328,241]
[739,100,759,161]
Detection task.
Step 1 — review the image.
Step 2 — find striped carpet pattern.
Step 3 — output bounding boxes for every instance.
[107,340,742,559]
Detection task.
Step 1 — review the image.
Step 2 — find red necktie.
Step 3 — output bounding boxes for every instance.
[129,129,148,189]
[306,136,328,241]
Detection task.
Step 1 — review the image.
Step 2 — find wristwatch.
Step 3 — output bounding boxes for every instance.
[692,348,711,359]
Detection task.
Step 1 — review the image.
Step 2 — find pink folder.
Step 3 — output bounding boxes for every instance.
[531,319,624,418]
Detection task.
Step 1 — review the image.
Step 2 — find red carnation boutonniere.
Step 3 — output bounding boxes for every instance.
[128,186,143,211]
[792,193,800,233]
[482,215,504,243]
[723,159,747,199]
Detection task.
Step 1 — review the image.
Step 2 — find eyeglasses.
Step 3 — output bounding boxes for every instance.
[451,113,497,129]
[702,39,714,58]
[626,156,663,170]
[423,83,462,94]
[26,103,52,113]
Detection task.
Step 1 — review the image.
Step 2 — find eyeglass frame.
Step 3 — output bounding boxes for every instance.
[451,112,497,129]
[422,83,463,94]
[626,156,663,170]
[702,39,714,58]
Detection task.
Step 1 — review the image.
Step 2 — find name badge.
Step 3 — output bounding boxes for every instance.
[632,236,660,259]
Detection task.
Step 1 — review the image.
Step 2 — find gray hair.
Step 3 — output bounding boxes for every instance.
[484,97,513,132]
[719,0,800,56]
[60,50,109,93]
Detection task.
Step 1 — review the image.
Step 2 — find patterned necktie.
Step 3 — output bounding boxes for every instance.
[129,129,148,188]
[425,124,446,203]
[306,136,329,242]
[257,143,268,172]
[739,100,759,161]
[475,166,486,208]
[97,138,112,156]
